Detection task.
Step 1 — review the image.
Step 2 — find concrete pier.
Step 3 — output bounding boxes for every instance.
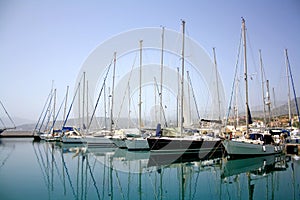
[0,131,33,138]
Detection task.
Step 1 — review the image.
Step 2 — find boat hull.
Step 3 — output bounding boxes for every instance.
[84,135,116,147]
[110,137,127,148]
[147,137,222,153]
[61,136,86,143]
[125,138,149,150]
[222,139,283,158]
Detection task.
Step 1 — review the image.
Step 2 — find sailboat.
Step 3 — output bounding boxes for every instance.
[0,100,16,134]
[222,18,283,157]
[147,20,222,153]
[124,40,150,150]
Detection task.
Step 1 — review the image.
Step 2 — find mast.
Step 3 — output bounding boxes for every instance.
[128,84,131,129]
[266,80,272,125]
[139,40,143,131]
[242,17,249,135]
[110,52,117,132]
[236,79,239,127]
[160,26,165,124]
[63,86,69,122]
[187,71,191,124]
[285,49,300,126]
[86,80,89,129]
[180,20,185,135]
[285,49,292,126]
[83,72,85,130]
[177,67,180,127]
[53,88,56,130]
[259,49,267,126]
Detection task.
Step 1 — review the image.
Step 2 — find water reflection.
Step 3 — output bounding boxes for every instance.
[0,138,299,200]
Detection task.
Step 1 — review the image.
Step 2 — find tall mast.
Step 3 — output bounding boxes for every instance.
[160,27,165,124]
[285,49,292,126]
[104,83,106,129]
[63,86,69,122]
[177,67,180,127]
[82,71,85,130]
[128,84,131,129]
[139,40,143,131]
[259,49,267,126]
[110,52,117,132]
[235,79,239,127]
[53,88,56,126]
[187,71,191,124]
[242,17,249,135]
[104,84,107,129]
[266,80,272,125]
[86,80,89,128]
[180,20,185,135]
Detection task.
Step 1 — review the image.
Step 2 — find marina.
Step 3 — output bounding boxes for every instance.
[1,2,300,200]
[0,137,299,200]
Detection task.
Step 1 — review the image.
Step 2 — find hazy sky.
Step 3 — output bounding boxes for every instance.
[0,0,299,122]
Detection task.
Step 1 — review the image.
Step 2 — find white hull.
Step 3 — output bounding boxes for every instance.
[61,136,86,143]
[222,139,283,156]
[125,138,149,150]
[84,135,115,147]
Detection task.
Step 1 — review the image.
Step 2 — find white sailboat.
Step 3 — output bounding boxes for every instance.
[222,18,283,157]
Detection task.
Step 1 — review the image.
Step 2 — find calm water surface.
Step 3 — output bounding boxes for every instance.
[0,138,299,200]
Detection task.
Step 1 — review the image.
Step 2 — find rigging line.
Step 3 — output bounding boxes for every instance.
[88,61,113,130]
[86,156,102,200]
[0,100,16,128]
[115,52,138,128]
[62,74,84,128]
[154,77,168,127]
[0,117,5,127]
[61,152,78,199]
[44,105,55,133]
[48,95,67,134]
[0,144,15,169]
[187,71,200,119]
[146,173,159,200]
[38,91,54,132]
[32,143,49,188]
[246,29,259,75]
[113,166,126,200]
[48,145,65,186]
[287,52,300,123]
[225,28,243,127]
[33,90,52,133]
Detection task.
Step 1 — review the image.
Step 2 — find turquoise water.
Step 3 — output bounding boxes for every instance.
[0,138,299,200]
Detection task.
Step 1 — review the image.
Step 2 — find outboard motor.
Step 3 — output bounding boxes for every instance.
[156,123,162,137]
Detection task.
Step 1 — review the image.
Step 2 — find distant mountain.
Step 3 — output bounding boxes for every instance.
[272,97,300,116]
[247,97,300,118]
[15,116,145,132]
[0,116,35,128]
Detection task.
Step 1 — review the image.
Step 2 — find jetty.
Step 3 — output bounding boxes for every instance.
[0,131,33,138]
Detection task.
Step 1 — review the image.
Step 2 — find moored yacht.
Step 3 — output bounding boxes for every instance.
[61,127,86,143]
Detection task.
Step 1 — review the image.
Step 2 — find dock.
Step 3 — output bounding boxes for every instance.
[0,131,33,138]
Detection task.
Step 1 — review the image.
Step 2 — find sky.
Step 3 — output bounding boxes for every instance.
[0,0,299,123]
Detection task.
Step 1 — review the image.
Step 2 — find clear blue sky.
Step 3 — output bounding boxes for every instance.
[0,0,299,121]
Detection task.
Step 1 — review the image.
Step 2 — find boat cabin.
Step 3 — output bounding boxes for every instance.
[248,133,274,145]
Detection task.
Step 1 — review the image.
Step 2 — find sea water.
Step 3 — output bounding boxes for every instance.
[0,138,299,200]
